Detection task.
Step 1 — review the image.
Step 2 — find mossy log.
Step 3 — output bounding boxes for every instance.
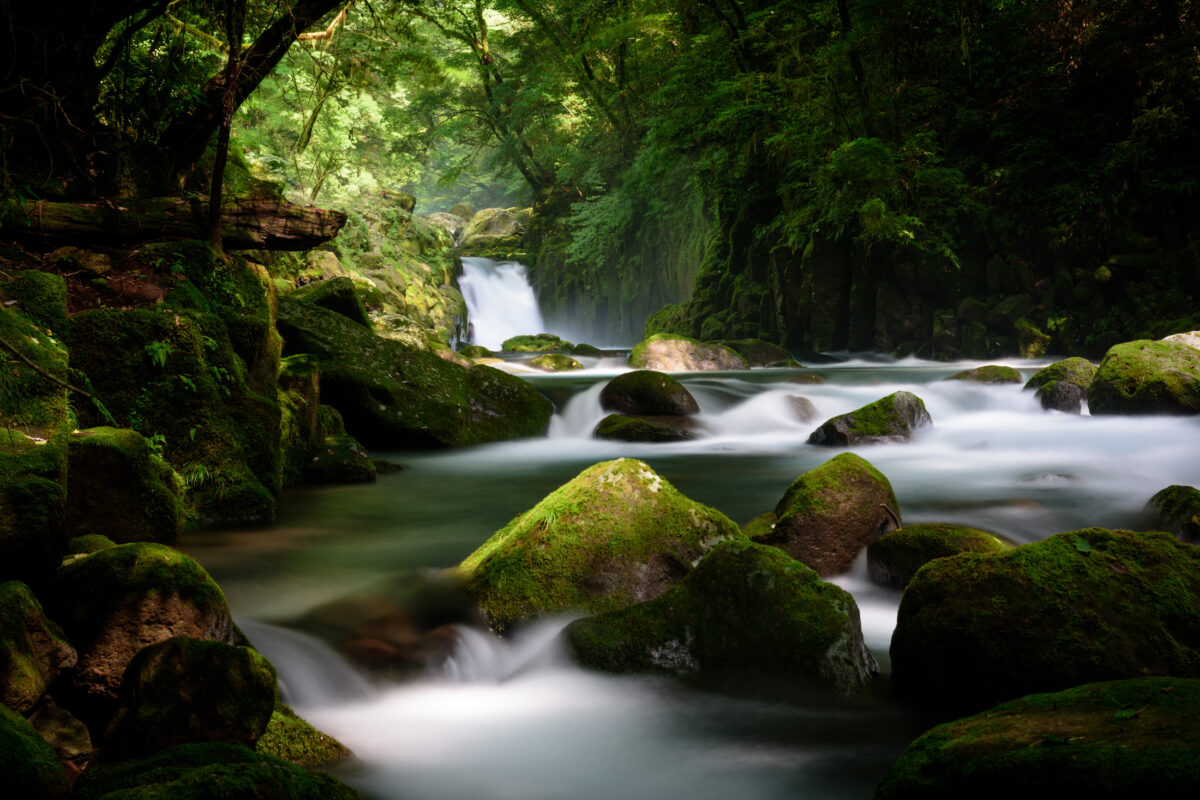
[1,198,346,251]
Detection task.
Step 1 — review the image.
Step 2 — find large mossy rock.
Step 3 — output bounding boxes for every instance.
[1088,340,1200,415]
[1022,356,1096,413]
[277,296,552,448]
[303,434,376,484]
[528,353,583,371]
[867,524,1011,590]
[102,637,277,761]
[718,338,795,367]
[0,703,70,800]
[630,334,748,371]
[288,277,371,329]
[946,365,1022,384]
[0,580,76,713]
[73,742,360,800]
[807,391,932,445]
[890,529,1200,714]
[599,370,699,416]
[0,431,68,589]
[50,543,235,716]
[456,458,742,632]
[67,427,183,543]
[500,333,573,353]
[875,678,1200,800]
[257,703,351,768]
[592,413,698,443]
[1147,484,1200,543]
[565,540,877,694]
[751,453,901,576]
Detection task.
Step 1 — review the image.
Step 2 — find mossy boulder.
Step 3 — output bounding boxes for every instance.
[65,534,117,559]
[0,703,70,799]
[751,453,900,576]
[1088,340,1200,415]
[629,333,748,371]
[0,580,76,713]
[599,370,700,417]
[50,543,235,716]
[0,272,70,435]
[461,208,525,252]
[592,413,699,443]
[890,529,1200,714]
[101,637,277,760]
[528,353,584,371]
[0,431,68,588]
[67,427,183,543]
[257,703,351,768]
[1162,330,1200,350]
[946,365,1022,384]
[457,458,742,632]
[807,391,932,446]
[458,343,494,358]
[500,333,573,353]
[718,339,795,367]
[277,297,552,448]
[28,699,93,770]
[565,540,877,693]
[288,277,371,329]
[867,523,1011,590]
[1023,356,1096,413]
[875,678,1200,800]
[73,742,360,800]
[303,434,376,484]
[571,342,603,357]
[1148,485,1200,543]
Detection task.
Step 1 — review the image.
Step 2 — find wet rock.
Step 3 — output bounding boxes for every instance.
[0,581,76,713]
[289,277,371,329]
[27,699,93,776]
[867,523,1011,590]
[630,334,748,371]
[257,703,351,768]
[571,343,603,357]
[1088,340,1200,415]
[807,391,932,445]
[500,333,573,353]
[787,395,818,421]
[592,414,699,443]
[946,365,1022,384]
[566,540,878,694]
[0,704,69,799]
[890,528,1200,714]
[599,370,699,416]
[718,339,796,367]
[1147,485,1200,543]
[303,434,376,484]
[458,344,494,359]
[425,212,466,243]
[529,353,584,371]
[457,458,742,632]
[1023,357,1096,413]
[751,453,901,576]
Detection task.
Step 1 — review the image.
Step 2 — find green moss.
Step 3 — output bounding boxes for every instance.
[876,678,1200,800]
[66,534,117,556]
[0,580,76,713]
[1088,340,1200,415]
[0,704,70,799]
[289,277,372,330]
[528,353,584,371]
[1014,318,1051,358]
[778,453,898,521]
[1022,357,1096,393]
[592,413,698,442]
[570,343,603,357]
[304,434,376,484]
[946,365,1022,384]
[0,270,68,335]
[740,511,777,539]
[457,458,743,632]
[718,339,793,367]
[867,523,1011,590]
[599,370,699,416]
[808,391,932,445]
[0,430,68,587]
[1148,485,1200,542]
[459,344,494,358]
[501,333,574,353]
[257,703,351,768]
[0,284,69,434]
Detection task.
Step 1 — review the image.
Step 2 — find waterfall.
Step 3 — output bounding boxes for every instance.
[459,257,545,350]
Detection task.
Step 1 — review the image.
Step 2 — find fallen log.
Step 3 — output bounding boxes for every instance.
[1,198,347,250]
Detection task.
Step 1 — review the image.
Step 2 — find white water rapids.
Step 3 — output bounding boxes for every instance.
[458,257,546,350]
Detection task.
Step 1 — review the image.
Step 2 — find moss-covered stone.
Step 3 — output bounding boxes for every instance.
[740,511,777,539]
[101,637,276,760]
[875,678,1200,800]
[867,523,1011,590]
[73,742,360,800]
[303,434,376,484]
[528,353,584,371]
[890,528,1200,714]
[288,276,371,330]
[27,698,93,769]
[716,338,795,367]
[0,703,70,799]
[0,580,76,713]
[257,703,351,768]
[807,391,933,446]
[570,343,603,357]
[457,458,743,632]
[500,333,574,353]
[67,427,183,543]
[278,297,552,448]
[0,431,68,588]
[752,453,900,576]
[599,370,699,416]
[458,344,494,358]
[1022,356,1096,413]
[566,540,877,693]
[1088,340,1200,415]
[629,333,749,371]
[946,365,1022,384]
[1148,484,1200,542]
[592,413,699,442]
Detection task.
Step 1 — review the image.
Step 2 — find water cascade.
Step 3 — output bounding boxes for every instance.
[458,257,545,350]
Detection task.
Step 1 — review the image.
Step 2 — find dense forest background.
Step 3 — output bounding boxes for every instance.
[4,0,1199,355]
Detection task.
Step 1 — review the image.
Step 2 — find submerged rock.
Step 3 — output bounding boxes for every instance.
[592,414,699,443]
[751,453,901,576]
[807,391,932,445]
[599,370,699,416]
[0,581,76,713]
[867,523,1011,590]
[1023,357,1096,413]
[629,334,748,371]
[1088,340,1200,415]
[456,458,742,632]
[890,528,1200,714]
[875,678,1200,800]
[565,540,877,694]
[946,365,1022,384]
[1147,484,1200,542]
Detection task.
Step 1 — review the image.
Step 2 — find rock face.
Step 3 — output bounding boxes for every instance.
[946,365,1022,383]
[1023,357,1096,413]
[593,414,699,443]
[1088,340,1200,415]
[1148,485,1200,542]
[0,704,70,800]
[751,453,901,576]
[890,528,1200,714]
[630,334,749,371]
[50,543,236,715]
[718,338,796,367]
[875,678,1200,800]
[600,370,700,416]
[867,523,1011,590]
[288,277,371,329]
[565,540,877,694]
[0,581,76,713]
[102,637,277,760]
[807,391,932,445]
[461,207,525,251]
[456,458,742,632]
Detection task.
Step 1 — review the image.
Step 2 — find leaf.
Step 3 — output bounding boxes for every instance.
[1073,537,1092,554]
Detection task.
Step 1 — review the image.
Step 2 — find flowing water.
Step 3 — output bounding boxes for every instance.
[458,257,546,350]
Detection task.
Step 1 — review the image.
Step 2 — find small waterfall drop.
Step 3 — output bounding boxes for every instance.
[459,257,545,350]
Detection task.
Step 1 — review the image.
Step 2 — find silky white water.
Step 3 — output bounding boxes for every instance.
[182,356,1200,799]
[458,257,545,350]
